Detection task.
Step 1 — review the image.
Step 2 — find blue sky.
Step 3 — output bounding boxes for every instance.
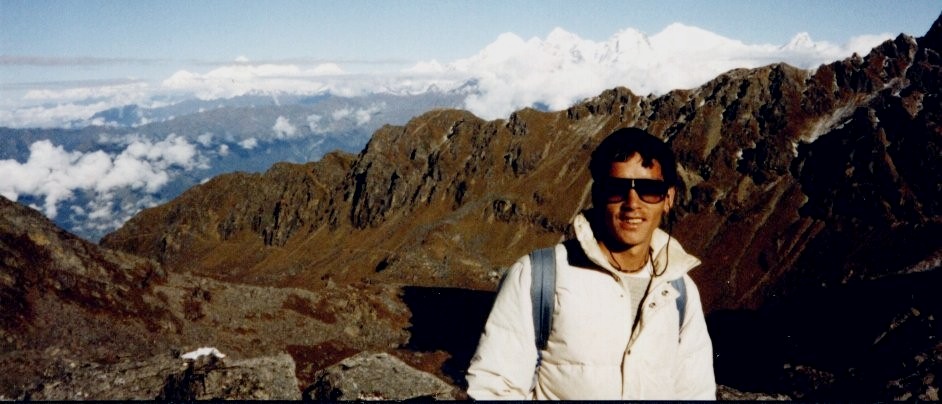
[3,1,938,70]
[0,0,939,126]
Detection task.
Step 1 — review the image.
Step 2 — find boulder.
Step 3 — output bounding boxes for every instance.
[20,350,301,400]
[305,351,457,400]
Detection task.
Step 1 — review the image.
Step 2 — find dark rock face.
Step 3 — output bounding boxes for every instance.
[305,351,457,401]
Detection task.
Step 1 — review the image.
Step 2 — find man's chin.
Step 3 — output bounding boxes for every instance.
[614,232,650,249]
[605,235,648,252]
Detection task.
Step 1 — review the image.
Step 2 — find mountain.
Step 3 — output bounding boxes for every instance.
[0,195,436,398]
[0,91,465,241]
[99,15,942,400]
[105,25,940,307]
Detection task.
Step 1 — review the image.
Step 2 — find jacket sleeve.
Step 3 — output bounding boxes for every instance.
[465,257,540,400]
[673,275,717,399]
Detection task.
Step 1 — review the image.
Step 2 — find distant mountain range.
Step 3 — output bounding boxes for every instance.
[0,90,467,240]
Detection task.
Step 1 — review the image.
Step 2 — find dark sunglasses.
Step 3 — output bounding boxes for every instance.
[598,177,669,204]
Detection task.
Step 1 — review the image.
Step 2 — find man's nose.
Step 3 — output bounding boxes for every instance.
[622,189,642,210]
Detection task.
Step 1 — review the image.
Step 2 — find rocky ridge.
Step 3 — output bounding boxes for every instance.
[105,19,940,312]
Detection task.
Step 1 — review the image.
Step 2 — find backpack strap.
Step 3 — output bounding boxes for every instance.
[529,247,556,352]
[669,277,687,329]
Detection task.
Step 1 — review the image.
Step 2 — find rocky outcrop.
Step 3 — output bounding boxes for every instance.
[0,196,168,332]
[0,196,182,395]
[17,350,301,400]
[99,151,356,278]
[305,351,458,401]
[0,195,413,398]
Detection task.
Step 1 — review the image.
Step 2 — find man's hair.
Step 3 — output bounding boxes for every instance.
[589,127,678,186]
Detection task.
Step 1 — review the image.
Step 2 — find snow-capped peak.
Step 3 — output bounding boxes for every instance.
[783,32,816,50]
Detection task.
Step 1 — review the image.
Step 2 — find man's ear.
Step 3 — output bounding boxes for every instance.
[663,187,676,214]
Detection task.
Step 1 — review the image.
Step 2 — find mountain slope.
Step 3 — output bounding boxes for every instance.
[104,25,940,311]
[0,195,413,397]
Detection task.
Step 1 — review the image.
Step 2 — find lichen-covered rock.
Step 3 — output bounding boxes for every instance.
[305,352,456,401]
[19,351,301,400]
[168,353,302,400]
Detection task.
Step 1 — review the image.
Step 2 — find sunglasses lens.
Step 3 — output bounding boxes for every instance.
[601,179,631,203]
[600,178,667,204]
[634,180,668,203]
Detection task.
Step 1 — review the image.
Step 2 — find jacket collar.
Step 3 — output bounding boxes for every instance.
[572,211,701,281]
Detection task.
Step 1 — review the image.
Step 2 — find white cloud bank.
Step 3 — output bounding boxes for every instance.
[0,82,156,128]
[1,24,895,127]
[0,135,205,220]
[161,62,347,100]
[452,25,894,119]
[272,116,298,138]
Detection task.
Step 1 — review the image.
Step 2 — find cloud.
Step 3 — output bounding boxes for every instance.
[154,25,901,122]
[0,135,204,219]
[354,103,385,126]
[0,101,138,129]
[68,193,161,236]
[307,113,325,133]
[196,132,215,147]
[0,55,162,66]
[1,23,896,128]
[311,63,345,75]
[272,116,298,138]
[301,103,387,135]
[331,107,353,121]
[450,24,895,119]
[0,81,155,128]
[846,33,897,55]
[22,81,151,102]
[239,138,259,150]
[160,63,347,99]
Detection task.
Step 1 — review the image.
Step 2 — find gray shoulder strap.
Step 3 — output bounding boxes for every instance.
[669,277,687,328]
[529,247,556,351]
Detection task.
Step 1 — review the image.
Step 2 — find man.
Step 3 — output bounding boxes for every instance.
[466,128,715,400]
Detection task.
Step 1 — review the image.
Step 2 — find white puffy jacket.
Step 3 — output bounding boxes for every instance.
[466,212,716,400]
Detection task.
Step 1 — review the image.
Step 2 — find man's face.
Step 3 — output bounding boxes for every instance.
[597,153,675,253]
